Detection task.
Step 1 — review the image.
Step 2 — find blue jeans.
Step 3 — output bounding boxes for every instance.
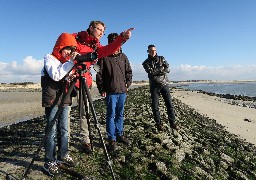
[44,106,69,162]
[105,93,126,141]
[150,84,176,125]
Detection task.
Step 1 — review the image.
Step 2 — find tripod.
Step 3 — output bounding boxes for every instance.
[76,64,116,180]
[21,63,115,180]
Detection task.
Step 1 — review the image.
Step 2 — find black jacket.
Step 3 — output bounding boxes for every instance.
[96,53,132,94]
[142,55,170,86]
[41,68,72,107]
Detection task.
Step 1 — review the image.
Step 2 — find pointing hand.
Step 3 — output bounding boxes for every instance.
[121,28,135,39]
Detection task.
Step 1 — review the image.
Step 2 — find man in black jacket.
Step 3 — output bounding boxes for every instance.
[142,44,179,131]
[96,33,132,151]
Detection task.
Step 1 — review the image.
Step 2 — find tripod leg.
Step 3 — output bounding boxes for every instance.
[80,77,116,180]
[81,81,93,151]
[78,80,93,152]
[22,81,76,178]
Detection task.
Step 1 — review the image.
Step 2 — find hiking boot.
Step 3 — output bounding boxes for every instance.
[171,123,180,131]
[43,161,60,176]
[82,142,92,154]
[156,124,163,131]
[61,154,75,167]
[116,136,131,146]
[108,140,116,152]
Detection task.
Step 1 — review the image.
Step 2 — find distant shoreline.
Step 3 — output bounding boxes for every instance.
[1,80,256,91]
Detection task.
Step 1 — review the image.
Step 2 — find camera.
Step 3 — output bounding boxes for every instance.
[75,52,98,62]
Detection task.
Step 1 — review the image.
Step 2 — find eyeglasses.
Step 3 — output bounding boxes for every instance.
[93,26,105,35]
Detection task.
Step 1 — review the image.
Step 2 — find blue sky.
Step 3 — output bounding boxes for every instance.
[0,0,255,83]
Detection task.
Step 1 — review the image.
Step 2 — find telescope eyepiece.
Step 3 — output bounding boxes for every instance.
[75,52,98,62]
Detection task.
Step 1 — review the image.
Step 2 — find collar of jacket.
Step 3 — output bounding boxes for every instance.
[148,54,158,61]
[76,30,99,49]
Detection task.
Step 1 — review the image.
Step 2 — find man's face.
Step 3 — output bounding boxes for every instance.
[148,47,157,57]
[90,23,105,40]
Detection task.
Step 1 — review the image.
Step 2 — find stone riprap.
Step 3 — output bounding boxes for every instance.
[0,86,255,179]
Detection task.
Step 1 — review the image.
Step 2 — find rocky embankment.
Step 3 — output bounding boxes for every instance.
[1,86,256,179]
[196,90,256,109]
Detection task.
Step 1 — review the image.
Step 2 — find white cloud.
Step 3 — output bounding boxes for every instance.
[93,63,256,81]
[171,64,256,81]
[0,56,43,83]
[1,58,256,83]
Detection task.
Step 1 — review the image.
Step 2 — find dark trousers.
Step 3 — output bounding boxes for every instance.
[150,84,176,126]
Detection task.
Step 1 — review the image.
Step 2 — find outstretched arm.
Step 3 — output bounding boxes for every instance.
[97,28,135,59]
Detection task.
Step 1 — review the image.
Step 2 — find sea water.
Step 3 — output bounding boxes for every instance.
[177,82,256,97]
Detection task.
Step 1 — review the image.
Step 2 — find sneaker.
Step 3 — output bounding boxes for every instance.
[82,142,92,154]
[108,140,116,152]
[61,154,75,167]
[116,136,131,146]
[43,161,60,176]
[156,124,163,131]
[171,123,180,131]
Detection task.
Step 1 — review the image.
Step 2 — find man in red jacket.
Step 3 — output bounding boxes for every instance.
[72,20,134,153]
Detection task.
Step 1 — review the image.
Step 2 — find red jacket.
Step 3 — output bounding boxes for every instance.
[72,30,126,88]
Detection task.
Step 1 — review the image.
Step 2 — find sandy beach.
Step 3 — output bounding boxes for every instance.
[172,88,256,145]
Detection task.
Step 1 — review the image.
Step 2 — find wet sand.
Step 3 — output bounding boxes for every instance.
[0,86,102,127]
[0,91,43,127]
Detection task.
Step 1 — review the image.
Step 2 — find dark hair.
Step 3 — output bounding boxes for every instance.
[107,33,119,44]
[148,44,155,49]
[60,46,76,53]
